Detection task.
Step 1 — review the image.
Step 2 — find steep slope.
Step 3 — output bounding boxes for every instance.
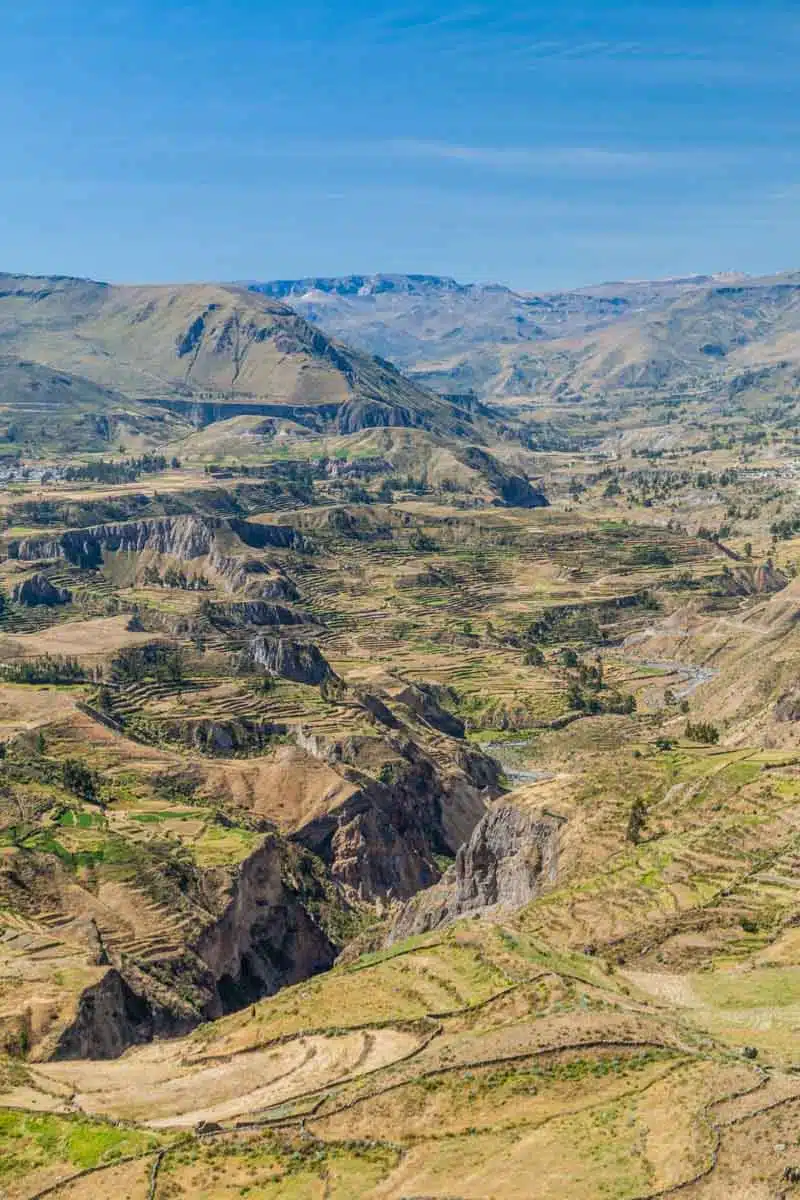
[0,274,481,437]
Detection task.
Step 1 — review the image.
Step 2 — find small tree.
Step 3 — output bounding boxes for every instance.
[62,758,96,803]
[626,798,648,844]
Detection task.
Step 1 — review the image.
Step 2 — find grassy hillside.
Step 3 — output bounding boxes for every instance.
[0,358,192,455]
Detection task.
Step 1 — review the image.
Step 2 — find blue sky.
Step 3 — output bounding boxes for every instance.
[3,0,800,290]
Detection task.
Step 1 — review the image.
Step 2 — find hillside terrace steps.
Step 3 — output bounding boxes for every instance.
[0,604,59,634]
[0,912,48,938]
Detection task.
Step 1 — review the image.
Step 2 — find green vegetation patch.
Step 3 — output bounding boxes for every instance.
[192,824,262,867]
[161,1134,399,1199]
[0,1110,169,1184]
[128,809,205,823]
[189,933,513,1054]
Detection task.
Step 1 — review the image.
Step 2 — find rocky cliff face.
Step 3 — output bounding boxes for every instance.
[50,835,338,1060]
[194,836,337,1015]
[248,635,334,685]
[293,732,499,901]
[716,562,788,596]
[456,446,549,509]
[207,600,311,629]
[6,515,310,570]
[51,968,192,1060]
[11,573,72,606]
[392,682,465,738]
[390,803,563,940]
[156,717,288,755]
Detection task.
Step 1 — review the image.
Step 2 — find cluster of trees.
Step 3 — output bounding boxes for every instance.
[142,565,209,590]
[112,645,184,685]
[329,481,371,504]
[64,454,178,484]
[388,474,429,496]
[629,544,673,567]
[526,605,601,647]
[409,529,440,553]
[332,473,429,502]
[626,798,648,844]
[1,655,85,684]
[566,679,636,716]
[770,512,800,541]
[204,459,318,486]
[600,465,741,508]
[524,645,636,716]
[62,758,97,802]
[684,720,720,744]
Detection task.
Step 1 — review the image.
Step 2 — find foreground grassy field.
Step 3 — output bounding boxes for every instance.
[4,921,800,1198]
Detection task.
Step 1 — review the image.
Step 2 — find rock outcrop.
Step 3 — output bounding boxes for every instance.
[11,573,72,606]
[456,446,549,509]
[393,682,465,738]
[337,399,420,434]
[51,968,190,1060]
[6,514,311,570]
[293,734,499,901]
[194,835,337,1014]
[389,803,563,940]
[255,574,300,602]
[48,835,338,1059]
[324,455,392,479]
[248,636,334,685]
[205,600,311,629]
[775,689,800,722]
[716,562,788,596]
[155,717,288,755]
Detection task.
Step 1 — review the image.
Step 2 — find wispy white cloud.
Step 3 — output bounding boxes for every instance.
[381,139,709,173]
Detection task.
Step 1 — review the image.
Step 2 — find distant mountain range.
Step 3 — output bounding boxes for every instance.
[248,271,800,407]
[3,266,800,458]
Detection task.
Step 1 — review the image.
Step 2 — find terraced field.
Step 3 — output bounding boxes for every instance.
[6,926,800,1198]
[1,407,800,1196]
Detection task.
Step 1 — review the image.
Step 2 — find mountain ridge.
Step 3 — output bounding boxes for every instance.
[0,273,486,442]
[248,267,800,406]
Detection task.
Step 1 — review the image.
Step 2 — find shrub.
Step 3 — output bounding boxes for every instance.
[629,545,673,567]
[626,799,648,844]
[684,720,720,744]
